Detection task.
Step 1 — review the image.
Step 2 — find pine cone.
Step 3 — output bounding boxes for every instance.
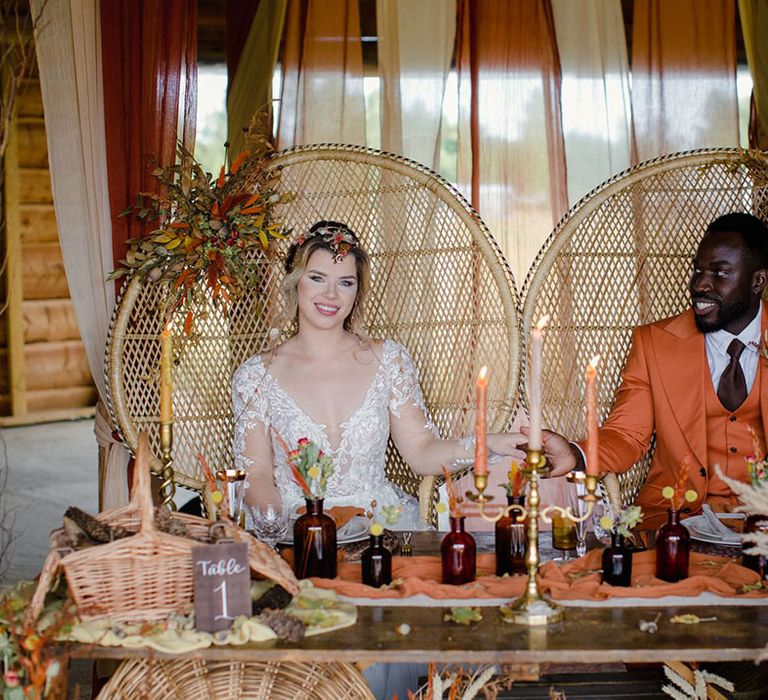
[252,584,292,614]
[258,609,305,642]
[64,507,130,544]
[154,507,191,538]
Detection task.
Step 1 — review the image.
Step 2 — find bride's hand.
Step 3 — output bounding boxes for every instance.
[487,433,528,463]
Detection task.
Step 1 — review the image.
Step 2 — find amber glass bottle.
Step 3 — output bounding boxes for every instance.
[495,495,527,576]
[655,509,690,582]
[361,534,393,587]
[293,498,337,579]
[441,516,476,584]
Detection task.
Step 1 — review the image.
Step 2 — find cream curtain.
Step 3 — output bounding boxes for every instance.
[552,0,632,206]
[456,0,568,287]
[375,0,456,171]
[227,0,288,156]
[738,0,768,150]
[32,0,129,508]
[277,0,366,147]
[631,0,739,162]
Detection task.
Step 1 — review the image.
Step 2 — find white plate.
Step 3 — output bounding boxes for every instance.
[682,513,743,546]
[279,515,370,546]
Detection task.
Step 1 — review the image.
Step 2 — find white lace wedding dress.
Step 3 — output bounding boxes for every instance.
[233,340,468,529]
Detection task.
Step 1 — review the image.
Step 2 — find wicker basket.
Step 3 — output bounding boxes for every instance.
[96,658,375,699]
[26,433,297,625]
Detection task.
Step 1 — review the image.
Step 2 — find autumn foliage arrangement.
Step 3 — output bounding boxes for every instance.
[662,458,698,511]
[110,116,290,333]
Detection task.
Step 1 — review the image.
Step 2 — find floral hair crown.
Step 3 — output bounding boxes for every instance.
[293,223,359,263]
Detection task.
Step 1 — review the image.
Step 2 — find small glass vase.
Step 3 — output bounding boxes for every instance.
[441,516,476,585]
[601,532,632,586]
[361,534,393,587]
[655,508,690,582]
[495,495,527,576]
[293,498,337,579]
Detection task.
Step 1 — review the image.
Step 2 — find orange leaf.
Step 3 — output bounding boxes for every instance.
[184,310,194,335]
[169,221,190,229]
[216,165,226,188]
[211,201,221,218]
[230,149,250,174]
[240,203,265,215]
[243,192,261,208]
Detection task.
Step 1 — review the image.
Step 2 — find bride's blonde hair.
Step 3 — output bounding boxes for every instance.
[280,221,370,336]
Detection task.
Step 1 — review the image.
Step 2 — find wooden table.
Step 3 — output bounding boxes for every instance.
[76,531,768,666]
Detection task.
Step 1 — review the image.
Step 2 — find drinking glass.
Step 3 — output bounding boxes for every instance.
[551,513,577,561]
[571,473,588,557]
[248,503,290,549]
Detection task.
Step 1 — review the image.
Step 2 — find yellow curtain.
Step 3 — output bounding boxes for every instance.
[226,0,287,156]
[738,0,768,150]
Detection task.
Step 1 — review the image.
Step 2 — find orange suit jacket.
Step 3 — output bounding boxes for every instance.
[589,305,768,527]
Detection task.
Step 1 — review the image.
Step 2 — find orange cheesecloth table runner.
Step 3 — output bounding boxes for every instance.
[302,549,768,603]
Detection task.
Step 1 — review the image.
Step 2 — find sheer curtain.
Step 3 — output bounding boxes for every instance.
[277,0,366,147]
[455,0,568,286]
[552,0,632,206]
[631,0,739,162]
[376,0,456,171]
[739,0,768,149]
[32,0,127,507]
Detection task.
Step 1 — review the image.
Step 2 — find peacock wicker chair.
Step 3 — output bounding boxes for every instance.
[521,148,768,507]
[106,144,520,524]
[96,658,375,700]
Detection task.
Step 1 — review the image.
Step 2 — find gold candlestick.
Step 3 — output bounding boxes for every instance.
[160,421,176,510]
[467,447,597,626]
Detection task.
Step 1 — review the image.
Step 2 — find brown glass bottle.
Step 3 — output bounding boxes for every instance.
[495,495,527,576]
[602,532,632,586]
[742,514,767,577]
[655,509,690,582]
[293,498,337,579]
[441,516,476,584]
[361,534,393,587]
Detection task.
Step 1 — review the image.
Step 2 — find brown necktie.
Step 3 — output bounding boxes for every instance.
[717,339,747,412]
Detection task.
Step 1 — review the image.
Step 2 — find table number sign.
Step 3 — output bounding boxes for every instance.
[192,542,251,632]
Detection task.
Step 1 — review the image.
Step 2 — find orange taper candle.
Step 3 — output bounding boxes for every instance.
[585,355,600,476]
[475,366,488,476]
[160,326,173,424]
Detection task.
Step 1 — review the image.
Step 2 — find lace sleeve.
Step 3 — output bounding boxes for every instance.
[232,356,271,472]
[387,342,438,437]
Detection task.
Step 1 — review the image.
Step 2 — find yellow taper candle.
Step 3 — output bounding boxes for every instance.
[160,326,173,424]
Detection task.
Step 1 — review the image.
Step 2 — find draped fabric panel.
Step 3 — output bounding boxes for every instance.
[455,0,568,287]
[375,0,456,172]
[631,0,738,163]
[31,0,130,508]
[552,0,632,206]
[738,0,768,150]
[226,0,288,157]
[277,0,366,148]
[100,0,198,269]
[226,0,262,79]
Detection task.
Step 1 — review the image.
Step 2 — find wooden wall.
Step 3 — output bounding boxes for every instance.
[1,75,97,424]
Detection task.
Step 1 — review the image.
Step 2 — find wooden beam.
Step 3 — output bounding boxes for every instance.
[3,106,28,416]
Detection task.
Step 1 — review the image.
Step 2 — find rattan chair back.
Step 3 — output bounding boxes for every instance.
[106,144,520,520]
[96,658,375,699]
[522,149,768,506]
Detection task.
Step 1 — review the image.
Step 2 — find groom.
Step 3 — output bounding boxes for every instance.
[537,212,768,528]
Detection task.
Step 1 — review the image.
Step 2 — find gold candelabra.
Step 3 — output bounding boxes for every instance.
[159,421,176,510]
[466,448,597,625]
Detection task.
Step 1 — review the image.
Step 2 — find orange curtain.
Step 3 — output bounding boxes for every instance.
[455,0,568,286]
[100,0,198,270]
[631,0,738,163]
[277,0,366,147]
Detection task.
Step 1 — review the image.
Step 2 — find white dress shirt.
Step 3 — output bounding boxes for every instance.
[704,301,762,395]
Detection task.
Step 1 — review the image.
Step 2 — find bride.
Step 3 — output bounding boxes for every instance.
[233,221,523,527]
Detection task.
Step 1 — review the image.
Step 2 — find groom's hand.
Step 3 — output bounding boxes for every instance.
[520,426,584,477]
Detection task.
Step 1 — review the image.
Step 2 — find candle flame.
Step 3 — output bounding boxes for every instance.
[478,366,488,381]
[589,355,601,369]
[535,315,550,330]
